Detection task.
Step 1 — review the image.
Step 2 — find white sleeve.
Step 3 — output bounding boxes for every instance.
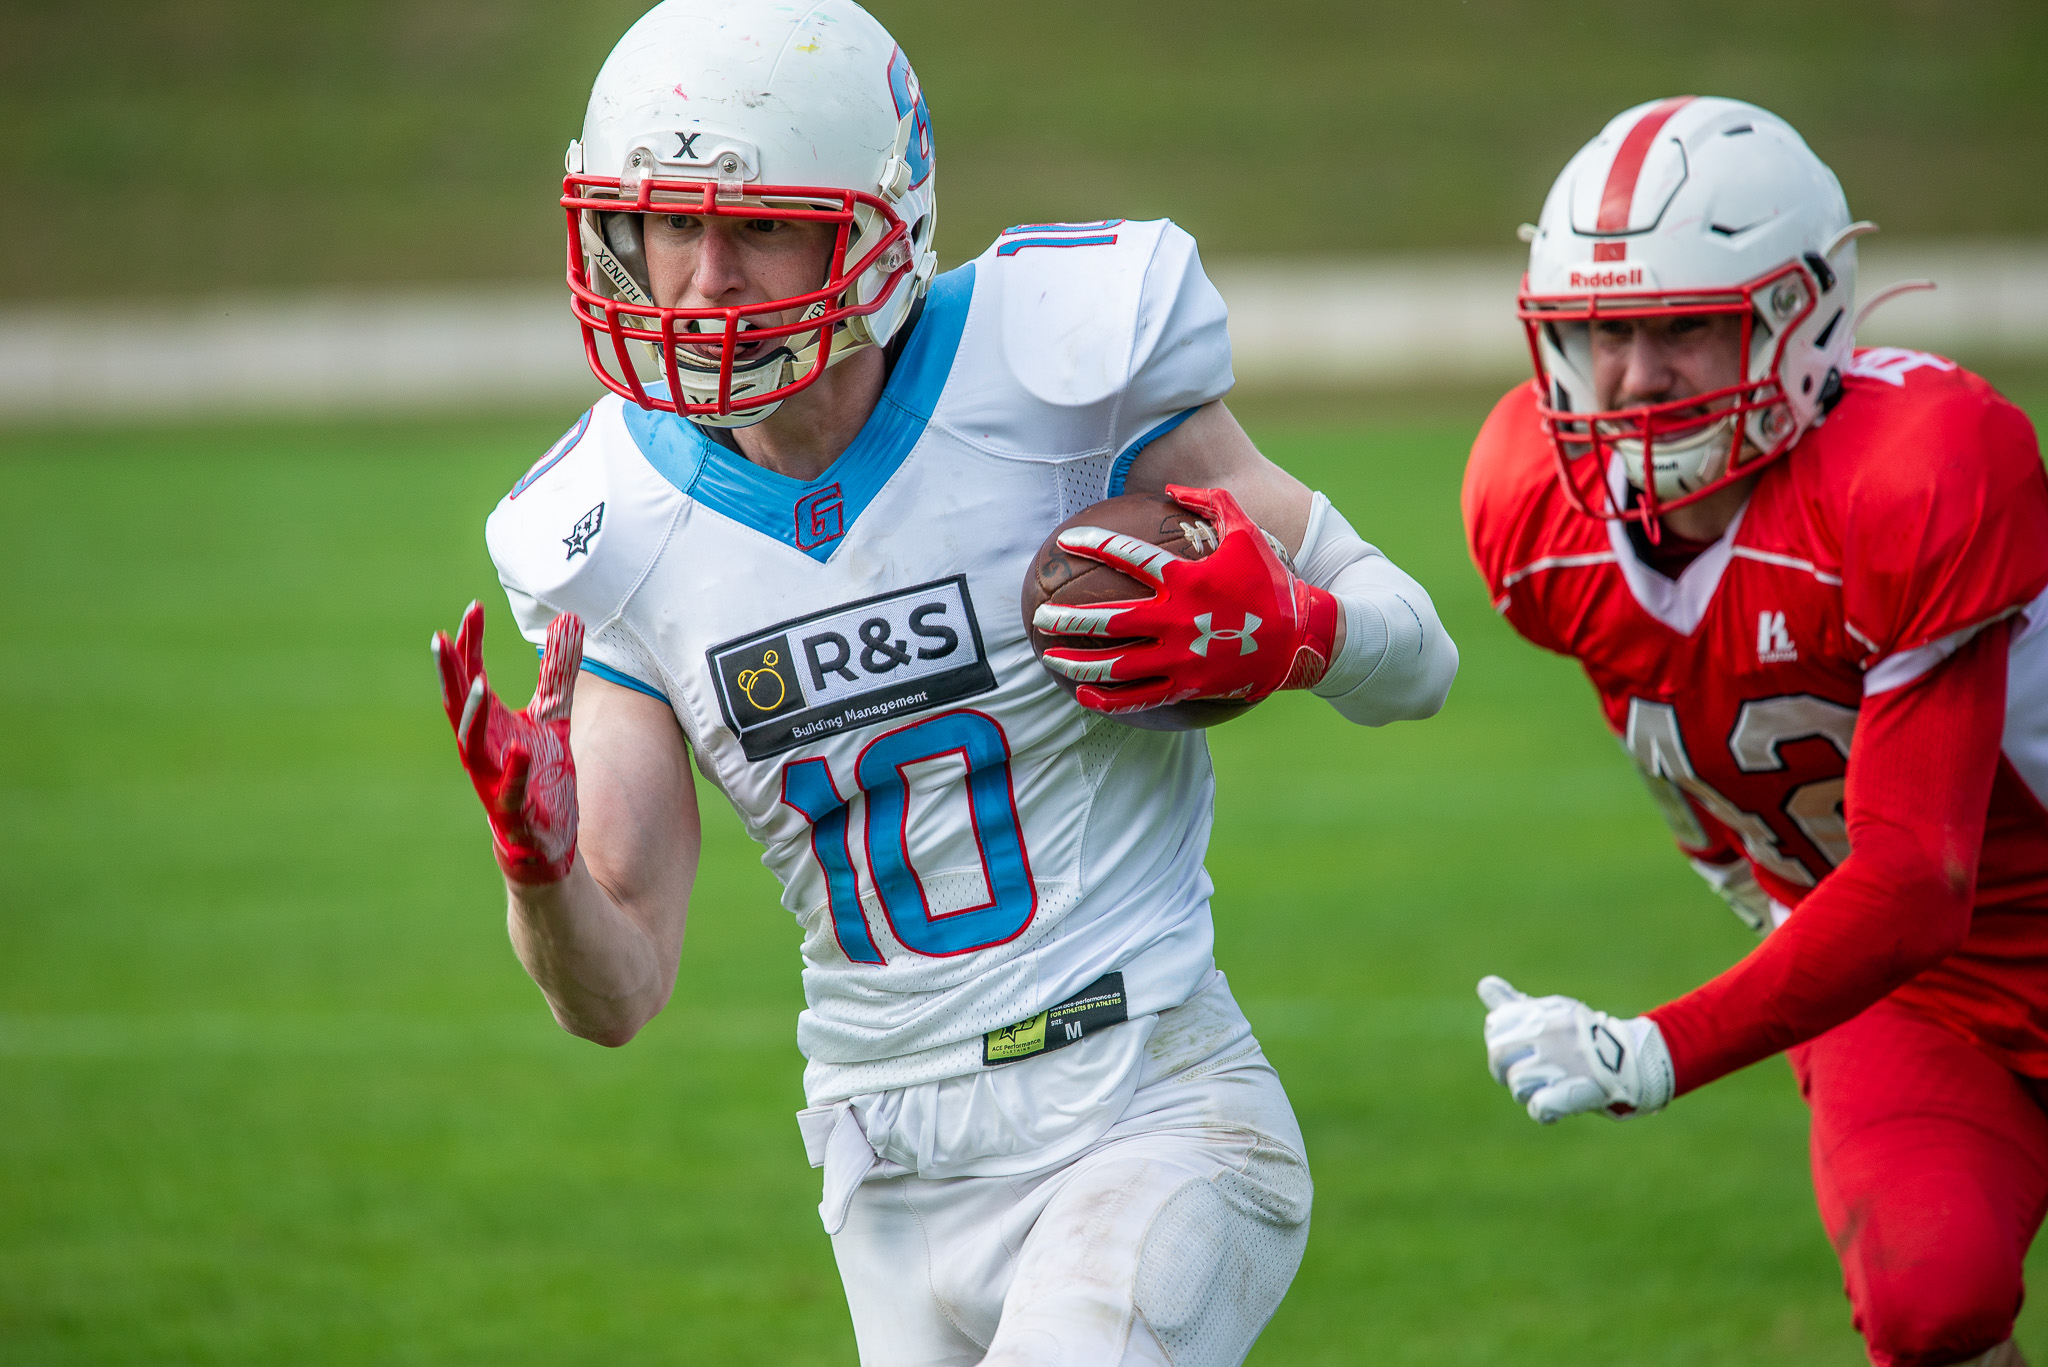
[1295,492,1458,725]
[483,403,675,702]
[1109,222,1234,459]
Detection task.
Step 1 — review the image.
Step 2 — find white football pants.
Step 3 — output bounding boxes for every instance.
[818,977,1312,1366]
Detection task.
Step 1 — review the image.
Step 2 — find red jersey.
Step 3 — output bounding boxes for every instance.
[1465,349,2048,1078]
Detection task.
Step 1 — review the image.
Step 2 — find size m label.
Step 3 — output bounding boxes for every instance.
[983,973,1130,1065]
[707,575,997,761]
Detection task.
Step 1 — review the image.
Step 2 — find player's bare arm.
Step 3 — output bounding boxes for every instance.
[505,670,698,1047]
[431,601,697,1046]
[1120,400,1315,551]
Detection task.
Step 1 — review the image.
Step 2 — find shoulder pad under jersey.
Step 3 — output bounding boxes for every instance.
[483,397,684,665]
[1802,352,2048,661]
[938,218,1233,461]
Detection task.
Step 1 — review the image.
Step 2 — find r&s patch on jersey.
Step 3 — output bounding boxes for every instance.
[707,576,996,760]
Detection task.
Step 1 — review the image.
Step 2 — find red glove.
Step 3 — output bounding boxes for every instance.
[431,602,585,885]
[1035,484,1340,714]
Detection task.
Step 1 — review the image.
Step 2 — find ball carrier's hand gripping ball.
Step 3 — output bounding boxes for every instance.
[1023,487,1339,731]
[432,604,585,885]
[1519,96,1869,530]
[561,0,940,428]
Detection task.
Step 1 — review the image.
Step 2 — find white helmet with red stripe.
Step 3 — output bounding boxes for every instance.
[1519,96,1865,525]
[562,0,939,427]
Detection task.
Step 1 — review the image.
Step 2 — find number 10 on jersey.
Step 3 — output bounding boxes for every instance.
[779,710,1037,963]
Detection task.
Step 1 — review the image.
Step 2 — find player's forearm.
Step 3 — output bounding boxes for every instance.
[1649,846,1973,1092]
[1298,495,1458,724]
[1649,624,2009,1093]
[506,860,686,1046]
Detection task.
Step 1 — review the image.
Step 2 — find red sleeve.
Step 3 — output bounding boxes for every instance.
[1647,618,2011,1094]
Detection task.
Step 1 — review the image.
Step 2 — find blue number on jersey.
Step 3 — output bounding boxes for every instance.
[782,710,1037,962]
[780,758,884,964]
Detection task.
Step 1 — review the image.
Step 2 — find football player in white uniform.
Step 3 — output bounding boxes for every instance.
[431,3,1458,1363]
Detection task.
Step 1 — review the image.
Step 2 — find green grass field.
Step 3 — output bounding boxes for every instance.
[4,382,2046,1364]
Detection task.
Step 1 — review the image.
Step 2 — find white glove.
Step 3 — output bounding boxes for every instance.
[1476,976,1675,1124]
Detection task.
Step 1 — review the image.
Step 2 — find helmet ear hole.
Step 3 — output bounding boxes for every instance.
[1802,251,1837,294]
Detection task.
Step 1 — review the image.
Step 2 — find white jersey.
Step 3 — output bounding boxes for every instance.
[488,219,1235,1105]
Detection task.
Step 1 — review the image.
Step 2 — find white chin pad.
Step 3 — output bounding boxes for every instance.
[1614,412,1736,495]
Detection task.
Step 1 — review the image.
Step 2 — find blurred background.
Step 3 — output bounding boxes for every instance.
[4,0,2045,413]
[4,2,2046,1363]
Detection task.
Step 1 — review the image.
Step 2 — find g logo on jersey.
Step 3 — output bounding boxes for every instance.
[795,483,845,550]
[709,575,995,760]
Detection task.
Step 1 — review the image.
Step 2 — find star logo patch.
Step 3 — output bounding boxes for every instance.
[563,502,605,559]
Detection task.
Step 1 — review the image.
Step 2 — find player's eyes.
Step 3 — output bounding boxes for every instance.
[659,214,702,231]
[746,218,784,234]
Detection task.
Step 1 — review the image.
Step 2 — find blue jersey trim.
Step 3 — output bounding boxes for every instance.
[996,234,1117,258]
[1106,406,1201,496]
[619,264,974,564]
[536,646,668,703]
[1001,219,1125,235]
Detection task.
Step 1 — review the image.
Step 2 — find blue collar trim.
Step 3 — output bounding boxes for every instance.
[621,264,975,563]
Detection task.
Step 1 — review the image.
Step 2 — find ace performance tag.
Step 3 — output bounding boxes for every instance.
[983,973,1129,1065]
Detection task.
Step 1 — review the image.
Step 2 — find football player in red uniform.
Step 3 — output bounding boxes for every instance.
[1464,96,2048,1367]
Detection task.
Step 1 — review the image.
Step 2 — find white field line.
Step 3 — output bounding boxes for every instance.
[1,243,2043,418]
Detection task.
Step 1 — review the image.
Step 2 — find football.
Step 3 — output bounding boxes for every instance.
[1021,491,1263,731]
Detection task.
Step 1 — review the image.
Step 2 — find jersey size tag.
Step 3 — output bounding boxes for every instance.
[707,575,997,761]
[982,972,1129,1066]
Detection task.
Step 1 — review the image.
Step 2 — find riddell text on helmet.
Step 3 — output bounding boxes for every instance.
[1567,266,1646,289]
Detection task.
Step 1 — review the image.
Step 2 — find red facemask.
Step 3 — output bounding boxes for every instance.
[1518,259,1819,530]
[562,172,914,420]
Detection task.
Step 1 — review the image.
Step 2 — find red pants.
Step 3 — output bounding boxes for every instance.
[1791,999,2048,1367]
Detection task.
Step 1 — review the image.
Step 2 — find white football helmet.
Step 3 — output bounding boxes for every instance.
[1519,96,1866,525]
[563,0,939,427]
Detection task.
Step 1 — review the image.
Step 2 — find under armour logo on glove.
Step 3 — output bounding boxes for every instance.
[431,602,585,885]
[1190,612,1260,657]
[1034,485,1338,714]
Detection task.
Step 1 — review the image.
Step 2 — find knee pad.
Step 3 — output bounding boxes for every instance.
[1133,1143,1311,1367]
